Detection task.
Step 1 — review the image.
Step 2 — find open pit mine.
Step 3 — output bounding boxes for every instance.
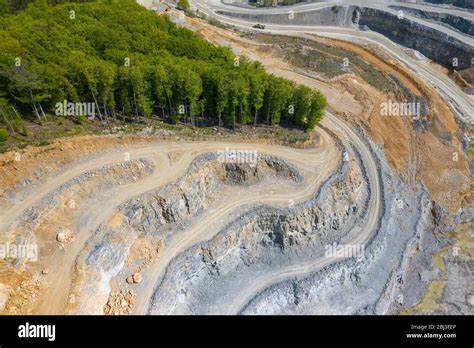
[0,0,472,317]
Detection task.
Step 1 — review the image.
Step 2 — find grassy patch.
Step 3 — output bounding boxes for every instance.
[255,34,394,92]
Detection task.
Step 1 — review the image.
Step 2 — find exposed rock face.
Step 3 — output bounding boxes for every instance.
[424,0,474,10]
[218,6,358,27]
[138,127,468,315]
[67,154,303,314]
[356,7,472,70]
[239,139,438,315]
[389,5,474,36]
[147,138,371,314]
[218,5,473,69]
[123,153,302,237]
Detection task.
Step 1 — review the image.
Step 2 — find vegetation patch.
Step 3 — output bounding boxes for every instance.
[255,34,394,92]
[0,0,327,151]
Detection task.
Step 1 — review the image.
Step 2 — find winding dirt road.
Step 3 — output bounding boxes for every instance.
[224,112,382,314]
[2,132,351,314]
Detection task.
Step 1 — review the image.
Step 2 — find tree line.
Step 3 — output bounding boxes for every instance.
[0,0,326,135]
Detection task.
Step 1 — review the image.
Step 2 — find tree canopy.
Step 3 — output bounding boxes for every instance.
[0,0,326,134]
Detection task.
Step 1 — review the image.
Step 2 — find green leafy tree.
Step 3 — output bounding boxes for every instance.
[177,0,190,13]
[0,128,8,142]
[0,0,326,135]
